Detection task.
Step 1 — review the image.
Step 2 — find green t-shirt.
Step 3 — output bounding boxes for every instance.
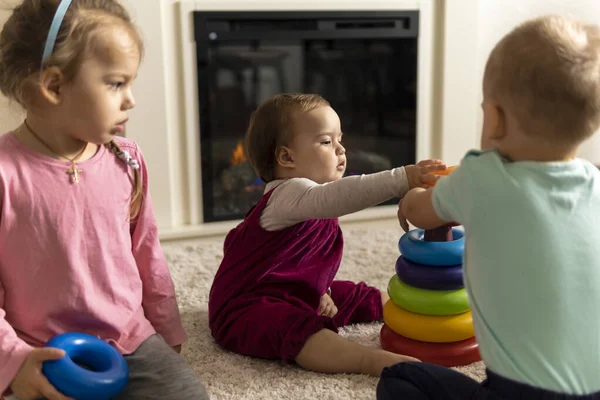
[432,149,600,395]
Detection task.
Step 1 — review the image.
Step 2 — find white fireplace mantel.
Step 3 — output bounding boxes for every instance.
[124,0,480,240]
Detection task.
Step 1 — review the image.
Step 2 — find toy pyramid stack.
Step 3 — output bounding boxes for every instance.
[380,166,481,366]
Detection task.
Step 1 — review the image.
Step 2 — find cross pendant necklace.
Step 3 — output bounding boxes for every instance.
[66,164,82,183]
[23,120,88,184]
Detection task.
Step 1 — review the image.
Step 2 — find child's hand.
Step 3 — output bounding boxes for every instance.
[10,348,74,400]
[405,159,446,189]
[397,198,410,232]
[318,293,338,318]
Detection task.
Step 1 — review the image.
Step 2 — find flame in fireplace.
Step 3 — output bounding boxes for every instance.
[231,140,247,165]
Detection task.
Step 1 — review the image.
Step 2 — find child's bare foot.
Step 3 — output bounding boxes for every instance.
[380,290,390,308]
[296,328,419,377]
[360,348,420,377]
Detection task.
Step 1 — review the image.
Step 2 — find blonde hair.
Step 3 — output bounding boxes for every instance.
[0,0,144,219]
[484,15,600,145]
[245,93,330,182]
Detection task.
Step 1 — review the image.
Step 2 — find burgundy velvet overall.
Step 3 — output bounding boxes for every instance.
[208,189,382,362]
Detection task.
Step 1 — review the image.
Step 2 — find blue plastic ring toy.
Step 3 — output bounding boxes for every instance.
[395,256,464,290]
[398,228,465,266]
[42,333,129,400]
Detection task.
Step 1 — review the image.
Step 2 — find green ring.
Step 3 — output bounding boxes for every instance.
[387,275,470,316]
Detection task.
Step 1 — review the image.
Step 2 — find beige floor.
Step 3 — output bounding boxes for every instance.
[163,218,486,399]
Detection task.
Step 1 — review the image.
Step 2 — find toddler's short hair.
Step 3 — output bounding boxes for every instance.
[484,15,600,145]
[245,93,330,182]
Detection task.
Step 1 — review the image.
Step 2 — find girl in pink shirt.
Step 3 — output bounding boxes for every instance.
[0,1,207,399]
[209,93,445,377]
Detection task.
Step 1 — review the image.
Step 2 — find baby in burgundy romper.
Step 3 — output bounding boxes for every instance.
[208,93,445,376]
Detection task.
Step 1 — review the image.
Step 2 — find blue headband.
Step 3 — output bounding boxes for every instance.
[40,0,74,69]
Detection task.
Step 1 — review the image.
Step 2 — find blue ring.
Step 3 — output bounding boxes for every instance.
[395,256,464,290]
[42,333,129,400]
[398,228,465,266]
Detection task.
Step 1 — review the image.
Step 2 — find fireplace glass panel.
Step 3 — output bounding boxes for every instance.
[195,12,419,222]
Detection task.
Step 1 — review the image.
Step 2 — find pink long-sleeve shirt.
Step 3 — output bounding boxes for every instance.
[0,133,186,392]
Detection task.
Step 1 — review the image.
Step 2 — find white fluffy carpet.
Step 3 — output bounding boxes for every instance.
[163,220,486,399]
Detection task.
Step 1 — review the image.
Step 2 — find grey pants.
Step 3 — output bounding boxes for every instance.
[8,335,208,400]
[113,334,209,400]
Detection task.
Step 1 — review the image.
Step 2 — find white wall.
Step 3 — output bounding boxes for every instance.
[122,0,189,230]
[1,0,600,234]
[475,0,600,164]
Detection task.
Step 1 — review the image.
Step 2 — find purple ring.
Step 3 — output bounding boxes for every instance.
[395,256,464,291]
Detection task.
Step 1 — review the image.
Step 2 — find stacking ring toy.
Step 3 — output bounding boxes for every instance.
[380,324,480,367]
[395,256,463,291]
[383,300,473,343]
[398,228,464,266]
[42,333,129,400]
[387,275,469,316]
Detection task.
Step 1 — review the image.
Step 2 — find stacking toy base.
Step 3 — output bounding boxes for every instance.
[380,324,481,367]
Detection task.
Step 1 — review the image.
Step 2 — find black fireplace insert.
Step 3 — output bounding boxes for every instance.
[194,11,420,222]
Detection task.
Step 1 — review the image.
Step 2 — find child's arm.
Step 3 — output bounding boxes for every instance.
[261,160,445,230]
[400,187,449,230]
[129,145,187,349]
[400,153,483,231]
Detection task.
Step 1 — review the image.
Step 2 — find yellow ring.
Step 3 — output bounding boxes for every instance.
[383,300,474,343]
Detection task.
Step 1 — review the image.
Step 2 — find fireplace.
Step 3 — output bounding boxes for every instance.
[193,11,420,222]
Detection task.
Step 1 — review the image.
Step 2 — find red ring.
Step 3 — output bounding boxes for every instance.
[380,324,481,367]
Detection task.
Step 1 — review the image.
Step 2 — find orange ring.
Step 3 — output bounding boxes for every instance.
[383,299,474,343]
[425,165,458,186]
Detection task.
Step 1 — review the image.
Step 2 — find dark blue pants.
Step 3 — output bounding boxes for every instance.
[377,362,600,400]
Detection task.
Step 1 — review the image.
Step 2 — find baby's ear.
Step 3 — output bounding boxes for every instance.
[488,103,506,140]
[275,146,295,168]
[38,66,65,105]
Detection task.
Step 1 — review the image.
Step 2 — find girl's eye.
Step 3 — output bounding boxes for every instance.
[110,82,124,89]
[321,141,331,145]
